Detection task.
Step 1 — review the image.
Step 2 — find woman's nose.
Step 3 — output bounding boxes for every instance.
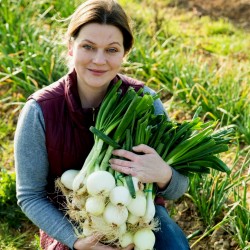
[92,50,106,65]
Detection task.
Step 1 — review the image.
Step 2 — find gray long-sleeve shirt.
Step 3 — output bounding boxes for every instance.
[15,86,189,249]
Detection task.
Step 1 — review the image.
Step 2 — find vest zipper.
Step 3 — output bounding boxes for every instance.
[92,107,95,122]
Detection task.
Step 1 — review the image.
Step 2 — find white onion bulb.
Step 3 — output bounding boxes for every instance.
[109,186,131,206]
[119,231,134,248]
[134,228,155,250]
[61,169,79,190]
[85,196,105,216]
[103,203,128,226]
[86,170,116,196]
[127,213,140,225]
[127,191,147,217]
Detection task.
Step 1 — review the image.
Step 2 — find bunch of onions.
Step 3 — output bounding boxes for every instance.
[56,81,159,249]
[58,169,157,249]
[56,80,233,249]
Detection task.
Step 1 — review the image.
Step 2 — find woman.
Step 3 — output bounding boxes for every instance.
[15,0,190,249]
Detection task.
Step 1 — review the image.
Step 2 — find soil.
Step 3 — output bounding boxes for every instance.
[173,0,250,29]
[167,197,239,250]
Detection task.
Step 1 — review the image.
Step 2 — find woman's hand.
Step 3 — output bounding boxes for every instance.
[73,235,134,249]
[109,144,172,189]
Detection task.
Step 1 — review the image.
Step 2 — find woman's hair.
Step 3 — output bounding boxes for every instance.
[66,0,134,53]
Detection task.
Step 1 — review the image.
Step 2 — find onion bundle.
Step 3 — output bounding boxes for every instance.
[56,80,233,249]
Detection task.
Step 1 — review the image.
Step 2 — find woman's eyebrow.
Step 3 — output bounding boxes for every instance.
[80,39,122,46]
[80,39,95,44]
[108,42,122,47]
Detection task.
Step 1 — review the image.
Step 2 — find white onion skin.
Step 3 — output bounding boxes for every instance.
[132,177,140,192]
[127,191,147,217]
[61,169,80,190]
[127,213,140,225]
[119,231,134,248]
[119,223,127,235]
[103,203,128,226]
[143,196,156,223]
[133,228,155,250]
[82,220,94,237]
[72,171,86,191]
[86,170,116,196]
[85,196,105,216]
[109,186,132,206]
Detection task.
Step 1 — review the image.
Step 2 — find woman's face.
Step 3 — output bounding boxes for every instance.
[69,23,125,91]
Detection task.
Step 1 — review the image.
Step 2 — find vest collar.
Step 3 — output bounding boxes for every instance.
[64,69,120,129]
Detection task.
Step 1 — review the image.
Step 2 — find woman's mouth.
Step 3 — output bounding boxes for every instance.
[89,69,108,76]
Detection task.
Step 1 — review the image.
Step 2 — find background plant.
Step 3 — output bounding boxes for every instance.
[0,168,26,228]
[228,148,250,249]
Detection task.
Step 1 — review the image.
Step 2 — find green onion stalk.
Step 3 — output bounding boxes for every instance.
[72,80,157,193]
[73,78,234,199]
[59,81,234,247]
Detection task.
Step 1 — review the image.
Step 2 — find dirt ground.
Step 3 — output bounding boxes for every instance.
[174,0,250,29]
[169,197,239,250]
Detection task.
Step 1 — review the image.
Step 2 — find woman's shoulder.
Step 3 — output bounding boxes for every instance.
[118,73,144,87]
[117,74,156,94]
[28,71,75,103]
[28,78,66,103]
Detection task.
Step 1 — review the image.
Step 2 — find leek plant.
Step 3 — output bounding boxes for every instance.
[231,185,250,249]
[187,170,232,227]
[186,144,250,248]
[228,149,250,249]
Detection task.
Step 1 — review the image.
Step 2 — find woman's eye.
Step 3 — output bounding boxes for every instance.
[83,44,94,50]
[107,48,118,53]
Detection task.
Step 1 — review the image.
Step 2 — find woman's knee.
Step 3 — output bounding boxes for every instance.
[153,205,190,250]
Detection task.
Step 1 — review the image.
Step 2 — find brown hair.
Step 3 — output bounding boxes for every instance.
[66,0,133,53]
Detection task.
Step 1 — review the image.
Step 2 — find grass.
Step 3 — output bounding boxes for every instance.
[229,148,250,249]
[0,222,40,250]
[0,168,40,249]
[0,0,249,248]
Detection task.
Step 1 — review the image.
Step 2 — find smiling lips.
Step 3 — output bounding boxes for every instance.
[89,69,108,76]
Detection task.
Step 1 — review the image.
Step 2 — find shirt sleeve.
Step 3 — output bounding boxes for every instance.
[143,86,189,200]
[14,99,77,249]
[143,86,169,118]
[156,168,189,200]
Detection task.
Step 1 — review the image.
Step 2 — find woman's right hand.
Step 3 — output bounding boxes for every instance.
[73,235,134,250]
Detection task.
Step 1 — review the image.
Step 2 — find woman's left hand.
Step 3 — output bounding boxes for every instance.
[109,144,172,189]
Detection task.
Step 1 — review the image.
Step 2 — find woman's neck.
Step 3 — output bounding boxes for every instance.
[77,84,107,109]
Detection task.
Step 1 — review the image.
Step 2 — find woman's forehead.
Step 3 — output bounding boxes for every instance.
[75,23,124,46]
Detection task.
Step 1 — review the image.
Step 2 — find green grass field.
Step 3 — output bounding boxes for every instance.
[0,0,249,249]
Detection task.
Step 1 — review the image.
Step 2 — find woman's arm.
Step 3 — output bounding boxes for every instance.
[15,100,78,249]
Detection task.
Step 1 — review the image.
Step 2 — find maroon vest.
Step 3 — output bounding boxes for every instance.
[29,70,165,206]
[28,70,144,195]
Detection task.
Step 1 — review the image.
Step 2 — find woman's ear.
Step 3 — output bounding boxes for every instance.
[68,41,73,56]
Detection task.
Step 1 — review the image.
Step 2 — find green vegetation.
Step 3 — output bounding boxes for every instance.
[0,0,249,249]
[0,168,40,249]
